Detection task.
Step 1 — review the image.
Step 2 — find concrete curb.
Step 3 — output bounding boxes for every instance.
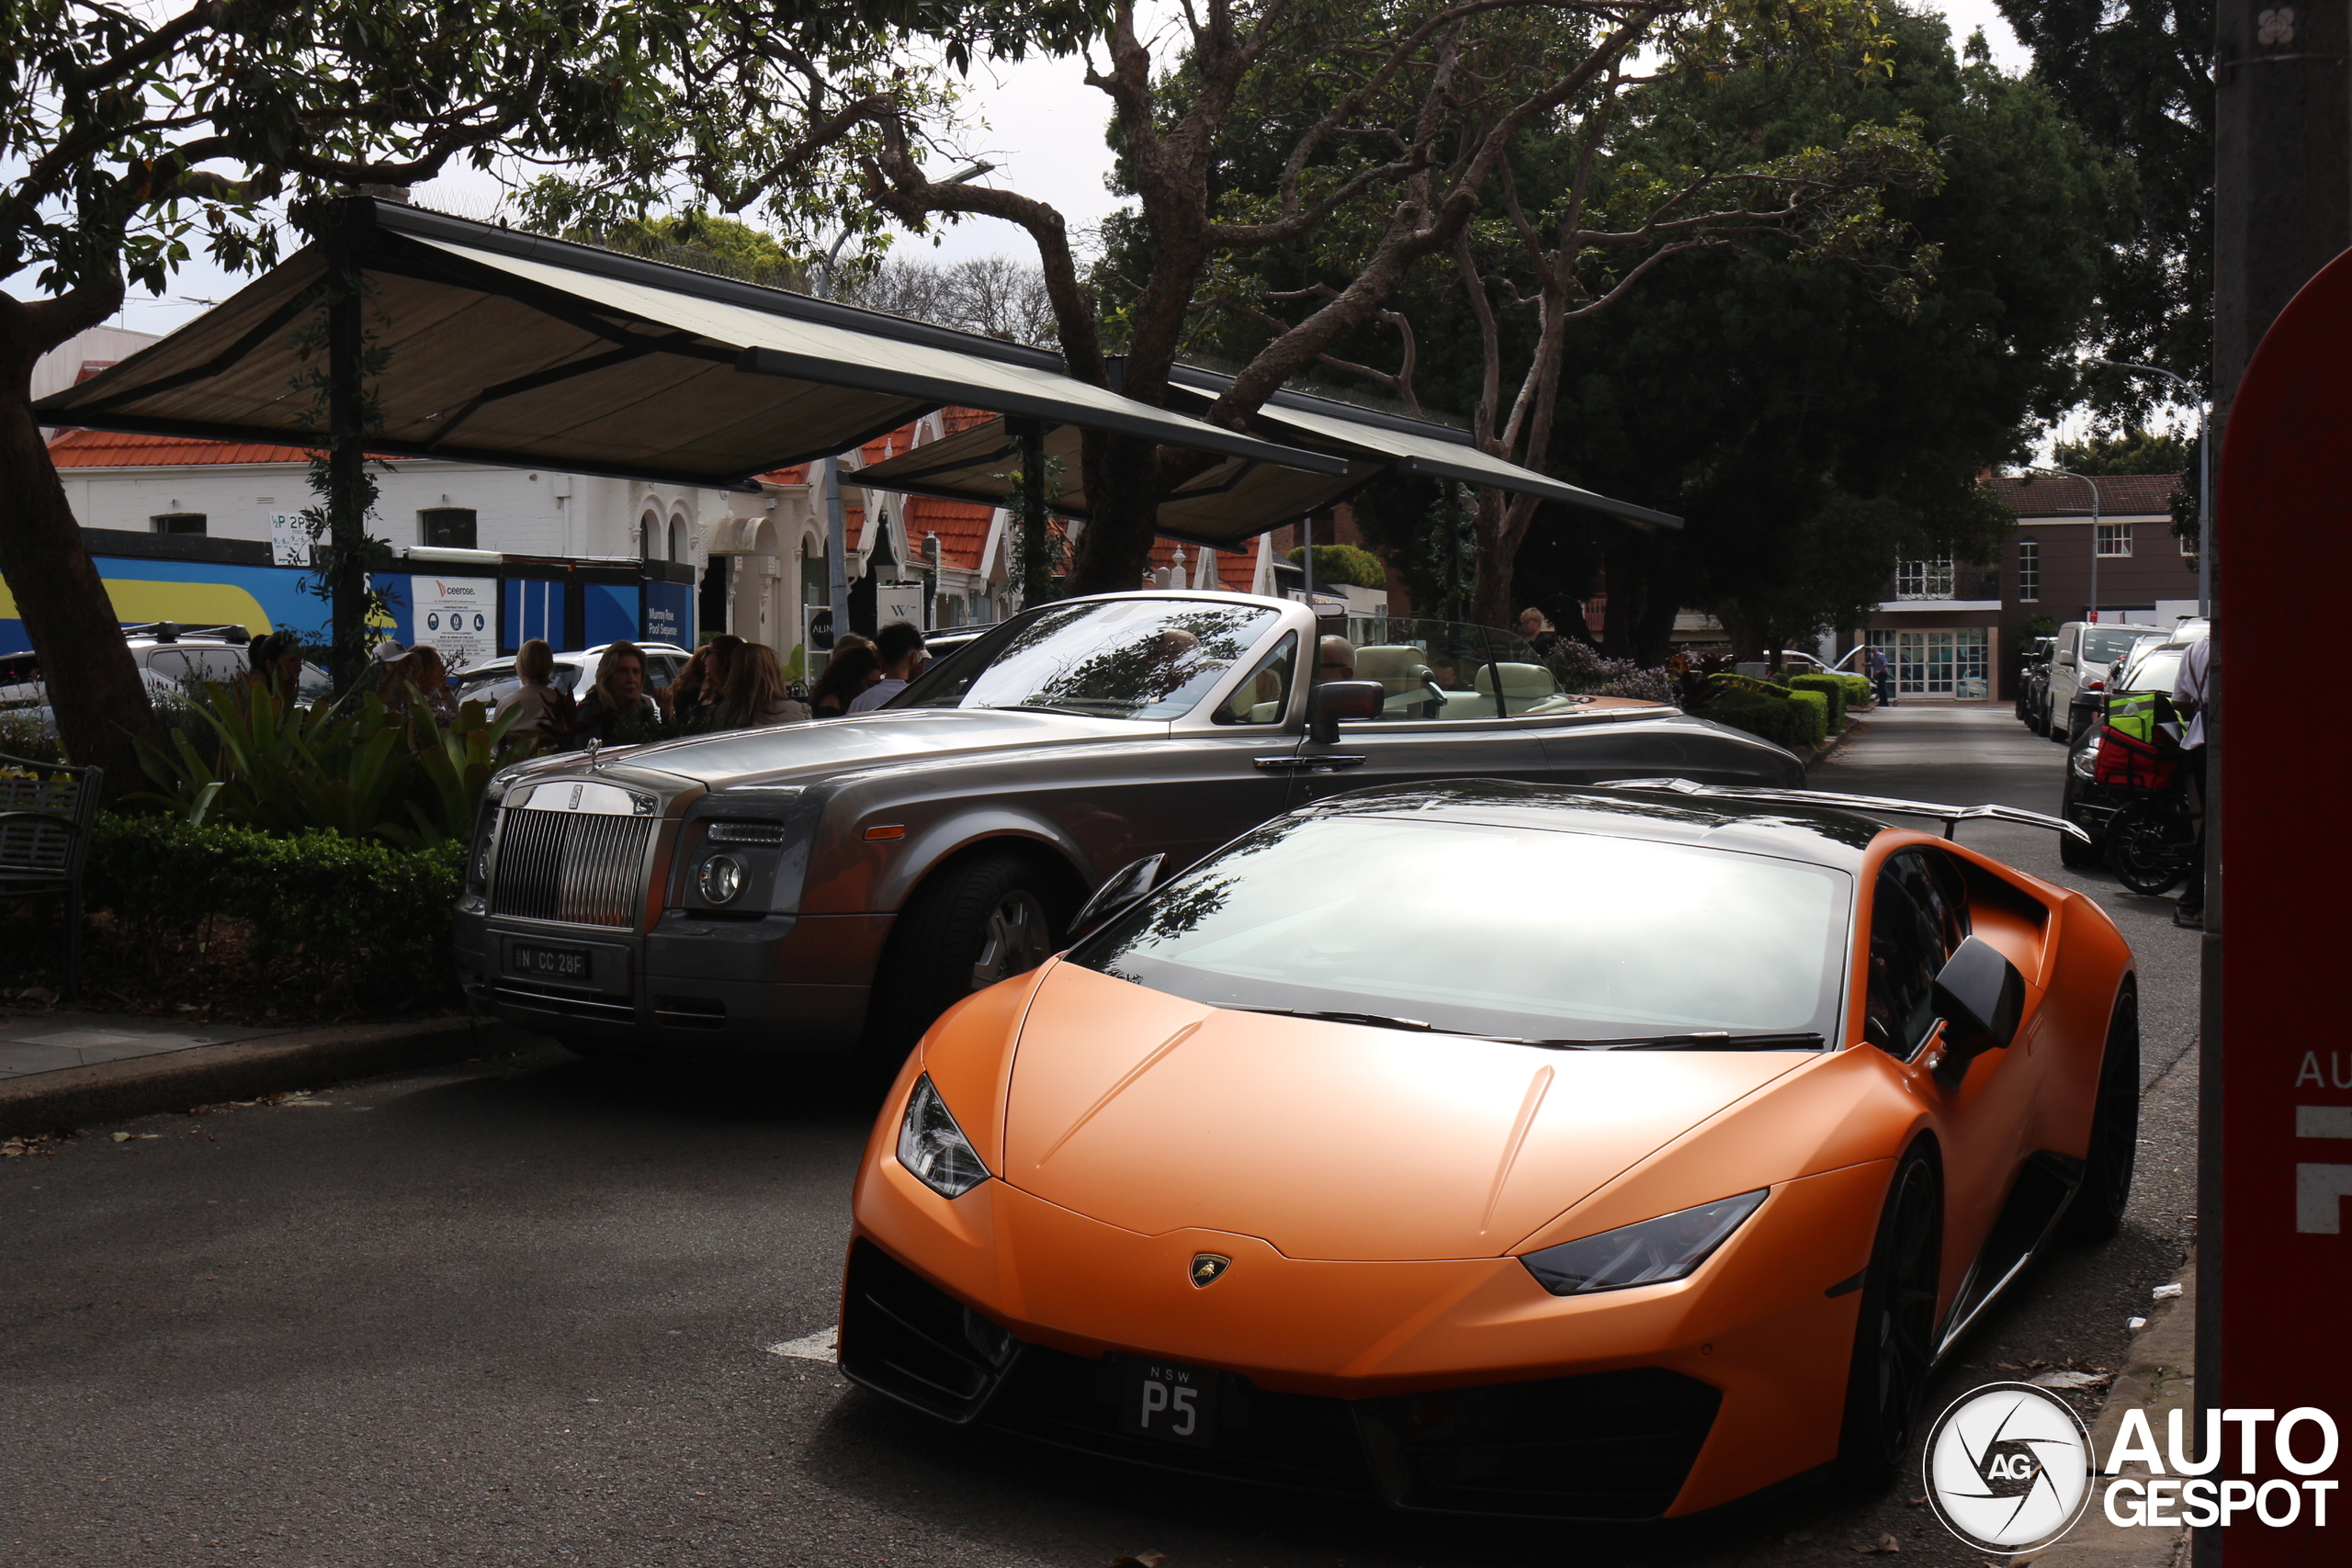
[2021,1252,2197,1567]
[0,1013,544,1137]
[1804,714,1869,771]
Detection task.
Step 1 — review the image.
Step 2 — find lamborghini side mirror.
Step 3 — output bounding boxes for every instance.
[1932,935,2025,1058]
[1308,680,1383,744]
[1069,853,1165,940]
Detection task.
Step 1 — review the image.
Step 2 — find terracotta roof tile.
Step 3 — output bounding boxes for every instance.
[1991,473,2184,516]
[905,494,997,572]
[48,429,315,467]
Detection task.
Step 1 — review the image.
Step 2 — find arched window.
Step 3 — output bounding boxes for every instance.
[639,511,657,560]
[669,518,684,562]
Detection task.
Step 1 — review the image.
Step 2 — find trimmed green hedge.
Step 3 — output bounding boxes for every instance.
[85,815,464,1011]
[1787,674,1847,730]
[1834,672,1873,707]
[1783,686,1830,741]
[1705,691,1823,751]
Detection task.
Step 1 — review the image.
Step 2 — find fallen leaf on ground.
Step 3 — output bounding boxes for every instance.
[1906,1495,1928,1507]
[2030,1370,2111,1391]
[1109,1553,1168,1567]
[110,1132,131,1143]
[1859,1533,1901,1554]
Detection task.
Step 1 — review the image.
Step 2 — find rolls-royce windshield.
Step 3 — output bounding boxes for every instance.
[895,599,1280,721]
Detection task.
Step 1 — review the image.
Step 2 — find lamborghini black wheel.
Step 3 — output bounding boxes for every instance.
[1837,1145,1943,1488]
[2061,982,2140,1243]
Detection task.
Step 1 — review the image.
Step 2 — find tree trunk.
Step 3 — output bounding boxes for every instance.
[0,299,161,801]
[1068,430,1164,596]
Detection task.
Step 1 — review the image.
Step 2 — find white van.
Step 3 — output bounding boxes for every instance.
[2042,620,2167,739]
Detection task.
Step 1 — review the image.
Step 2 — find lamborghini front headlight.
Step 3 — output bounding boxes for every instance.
[897,1075,989,1198]
[1519,1189,1768,1295]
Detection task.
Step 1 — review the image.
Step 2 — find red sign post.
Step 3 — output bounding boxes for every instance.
[2213,246,2352,1562]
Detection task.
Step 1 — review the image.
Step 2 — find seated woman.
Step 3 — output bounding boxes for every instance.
[708,644,812,730]
[566,641,662,748]
[663,634,744,728]
[807,642,883,717]
[493,637,569,753]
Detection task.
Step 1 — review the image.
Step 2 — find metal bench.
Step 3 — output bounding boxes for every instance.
[0,753,101,999]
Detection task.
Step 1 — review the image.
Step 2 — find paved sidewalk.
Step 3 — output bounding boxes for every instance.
[0,1006,292,1079]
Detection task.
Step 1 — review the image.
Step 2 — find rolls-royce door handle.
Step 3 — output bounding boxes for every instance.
[1254,754,1367,773]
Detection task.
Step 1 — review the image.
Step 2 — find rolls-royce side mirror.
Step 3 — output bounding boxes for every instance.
[1931,935,2025,1059]
[1308,680,1384,744]
[1069,853,1166,939]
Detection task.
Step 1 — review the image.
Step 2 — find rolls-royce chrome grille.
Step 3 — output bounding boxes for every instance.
[490,781,658,928]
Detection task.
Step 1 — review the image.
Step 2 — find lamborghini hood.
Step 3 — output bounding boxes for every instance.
[996,964,1810,1262]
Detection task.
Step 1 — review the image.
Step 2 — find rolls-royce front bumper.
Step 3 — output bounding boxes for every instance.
[455,907,892,1055]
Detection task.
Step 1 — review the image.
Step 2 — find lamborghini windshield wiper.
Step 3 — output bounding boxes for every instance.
[1225,1006,1496,1039]
[1527,1031,1828,1052]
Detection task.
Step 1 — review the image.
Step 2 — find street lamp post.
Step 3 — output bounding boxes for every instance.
[2089,358,2211,620]
[2032,464,2102,625]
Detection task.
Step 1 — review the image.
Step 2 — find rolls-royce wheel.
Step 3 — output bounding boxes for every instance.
[2061,983,2140,1243]
[867,852,1063,1067]
[1836,1145,1943,1489]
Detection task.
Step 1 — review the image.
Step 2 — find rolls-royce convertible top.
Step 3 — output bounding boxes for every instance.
[456,592,1805,1065]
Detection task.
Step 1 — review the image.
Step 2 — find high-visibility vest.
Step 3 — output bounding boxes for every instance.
[2103,688,2167,745]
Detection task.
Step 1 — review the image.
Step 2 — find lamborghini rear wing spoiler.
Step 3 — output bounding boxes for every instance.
[1600,779,2094,843]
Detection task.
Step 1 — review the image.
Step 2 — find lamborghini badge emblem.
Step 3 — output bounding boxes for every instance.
[1190,1253,1231,1288]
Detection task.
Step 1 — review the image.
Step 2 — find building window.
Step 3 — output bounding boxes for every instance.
[419,507,476,548]
[1894,558,1955,600]
[2097,523,2133,557]
[2016,539,2040,603]
[639,512,658,560]
[668,519,684,563]
[150,513,206,536]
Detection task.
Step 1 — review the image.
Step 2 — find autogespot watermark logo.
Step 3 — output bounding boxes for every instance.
[1924,1384,2342,1552]
[1924,1383,2096,1553]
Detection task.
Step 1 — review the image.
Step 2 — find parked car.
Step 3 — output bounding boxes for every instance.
[454,642,693,709]
[2015,637,2054,729]
[2041,621,2165,740]
[1,623,326,736]
[841,776,2132,1518]
[2058,636,2201,867]
[456,592,1808,1067]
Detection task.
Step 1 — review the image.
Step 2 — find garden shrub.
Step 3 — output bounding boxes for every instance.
[1783,687,1830,744]
[1283,543,1389,589]
[1704,691,1821,752]
[82,814,464,1013]
[1836,673,1873,708]
[1787,674,1847,730]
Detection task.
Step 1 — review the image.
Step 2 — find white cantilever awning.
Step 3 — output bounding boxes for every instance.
[31,198,1346,493]
[856,365,1679,543]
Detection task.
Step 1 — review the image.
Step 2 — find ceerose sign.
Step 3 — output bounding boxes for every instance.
[2214,244,2352,1562]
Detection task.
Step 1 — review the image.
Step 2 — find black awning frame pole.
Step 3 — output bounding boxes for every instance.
[325,214,370,696]
[1014,417,1050,608]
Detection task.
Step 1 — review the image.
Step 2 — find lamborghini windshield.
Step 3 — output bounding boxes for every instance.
[1069,813,1850,1044]
[893,598,1279,721]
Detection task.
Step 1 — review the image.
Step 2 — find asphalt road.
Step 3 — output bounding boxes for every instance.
[0,704,2198,1568]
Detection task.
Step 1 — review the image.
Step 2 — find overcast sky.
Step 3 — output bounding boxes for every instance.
[19,2,2030,342]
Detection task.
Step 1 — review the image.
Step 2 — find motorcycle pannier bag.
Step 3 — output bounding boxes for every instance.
[2093,725,2177,789]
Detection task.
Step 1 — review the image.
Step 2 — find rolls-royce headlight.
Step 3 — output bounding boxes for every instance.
[899,1075,989,1198]
[1519,1189,1768,1295]
[697,853,746,904]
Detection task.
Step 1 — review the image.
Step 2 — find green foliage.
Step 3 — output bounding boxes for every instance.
[587,211,808,288]
[0,716,64,765]
[84,815,464,1012]
[1788,673,1848,729]
[1703,690,1823,751]
[1283,544,1388,590]
[1994,0,2211,400]
[2053,425,2193,477]
[1835,672,1874,707]
[1782,685,1832,741]
[128,681,526,849]
[1351,477,1477,616]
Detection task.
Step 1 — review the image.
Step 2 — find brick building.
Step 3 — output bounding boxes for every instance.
[1855,473,2199,700]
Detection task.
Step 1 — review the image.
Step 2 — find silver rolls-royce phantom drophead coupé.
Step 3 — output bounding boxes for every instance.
[455,591,1804,1066]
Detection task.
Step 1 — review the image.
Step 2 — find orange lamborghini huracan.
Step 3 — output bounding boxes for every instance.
[840,780,2139,1520]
